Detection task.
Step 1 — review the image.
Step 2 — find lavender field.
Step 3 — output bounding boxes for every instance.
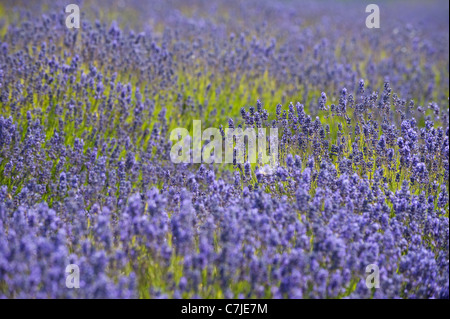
[0,0,449,299]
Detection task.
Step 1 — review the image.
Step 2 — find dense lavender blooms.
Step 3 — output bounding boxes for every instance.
[0,0,449,299]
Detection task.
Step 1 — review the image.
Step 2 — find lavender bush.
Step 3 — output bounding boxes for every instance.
[0,0,448,299]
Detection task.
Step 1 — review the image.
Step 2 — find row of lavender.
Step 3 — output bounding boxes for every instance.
[0,0,449,298]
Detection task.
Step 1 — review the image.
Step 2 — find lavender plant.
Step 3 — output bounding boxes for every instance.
[0,0,448,299]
